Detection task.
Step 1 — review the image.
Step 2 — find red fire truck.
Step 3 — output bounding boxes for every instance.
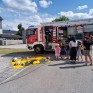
[26,22,67,54]
[26,18,93,53]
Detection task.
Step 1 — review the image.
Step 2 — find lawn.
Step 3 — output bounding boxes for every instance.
[0,48,29,54]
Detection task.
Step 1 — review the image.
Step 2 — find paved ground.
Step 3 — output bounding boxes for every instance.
[0,60,93,93]
[0,44,93,93]
[0,55,26,83]
[0,44,28,83]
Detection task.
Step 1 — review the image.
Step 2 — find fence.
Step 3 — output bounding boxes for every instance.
[0,40,23,45]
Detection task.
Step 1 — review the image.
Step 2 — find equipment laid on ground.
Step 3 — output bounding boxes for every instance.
[11,56,50,69]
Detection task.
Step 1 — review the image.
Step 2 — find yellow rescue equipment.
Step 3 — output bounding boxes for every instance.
[11,56,50,69]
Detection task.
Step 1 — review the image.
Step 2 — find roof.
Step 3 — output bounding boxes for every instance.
[3,30,17,35]
[0,34,22,39]
[41,18,93,27]
[0,16,3,21]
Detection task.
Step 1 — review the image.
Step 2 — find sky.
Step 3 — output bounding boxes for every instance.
[0,0,93,30]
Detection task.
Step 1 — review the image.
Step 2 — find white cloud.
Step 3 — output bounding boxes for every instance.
[2,0,37,13]
[39,0,52,8]
[59,10,93,20]
[2,14,55,30]
[77,5,88,10]
[89,8,93,16]
[0,7,16,13]
[29,15,42,23]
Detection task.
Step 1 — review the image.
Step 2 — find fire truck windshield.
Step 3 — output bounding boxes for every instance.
[27,28,35,36]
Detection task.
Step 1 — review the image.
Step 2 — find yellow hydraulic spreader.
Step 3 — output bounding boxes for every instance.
[11,57,50,69]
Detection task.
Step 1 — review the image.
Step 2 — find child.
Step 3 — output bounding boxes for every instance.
[55,44,61,60]
[65,42,70,59]
[60,43,66,59]
[77,44,83,61]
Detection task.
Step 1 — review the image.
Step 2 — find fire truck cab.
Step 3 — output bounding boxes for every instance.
[26,24,65,53]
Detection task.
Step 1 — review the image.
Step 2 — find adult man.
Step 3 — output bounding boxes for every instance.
[45,29,51,42]
[90,35,93,60]
[83,37,92,66]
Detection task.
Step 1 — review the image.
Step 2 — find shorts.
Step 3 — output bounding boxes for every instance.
[84,50,90,56]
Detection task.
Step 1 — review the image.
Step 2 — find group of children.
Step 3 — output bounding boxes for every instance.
[55,41,83,61]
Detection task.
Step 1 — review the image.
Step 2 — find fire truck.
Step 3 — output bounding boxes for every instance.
[26,18,93,53]
[26,24,61,54]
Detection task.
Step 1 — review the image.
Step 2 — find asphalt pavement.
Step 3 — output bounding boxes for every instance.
[0,44,93,93]
[0,60,93,93]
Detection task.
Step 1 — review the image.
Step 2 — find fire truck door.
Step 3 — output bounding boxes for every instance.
[27,28,38,44]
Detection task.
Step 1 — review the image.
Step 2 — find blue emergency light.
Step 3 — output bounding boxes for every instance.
[28,25,34,27]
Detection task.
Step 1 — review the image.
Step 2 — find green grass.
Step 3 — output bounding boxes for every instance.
[0,48,29,54]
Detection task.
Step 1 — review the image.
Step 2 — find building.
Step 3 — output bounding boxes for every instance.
[1,30,22,40]
[0,16,3,34]
[0,16,22,40]
[0,16,23,45]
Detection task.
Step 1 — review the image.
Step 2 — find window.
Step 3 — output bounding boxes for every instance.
[68,26,76,35]
[84,25,93,32]
[27,28,36,36]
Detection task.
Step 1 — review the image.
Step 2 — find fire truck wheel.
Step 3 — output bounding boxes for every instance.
[34,45,44,54]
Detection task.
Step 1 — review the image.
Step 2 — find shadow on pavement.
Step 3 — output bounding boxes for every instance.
[59,65,85,69]
[1,51,55,58]
[48,61,85,66]
[0,65,43,85]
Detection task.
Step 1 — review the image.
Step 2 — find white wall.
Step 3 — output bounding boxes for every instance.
[2,40,23,45]
[0,29,2,34]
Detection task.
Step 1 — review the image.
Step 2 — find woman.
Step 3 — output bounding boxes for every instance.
[69,37,78,63]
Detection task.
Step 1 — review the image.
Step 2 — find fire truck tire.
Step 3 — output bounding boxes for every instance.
[34,45,44,54]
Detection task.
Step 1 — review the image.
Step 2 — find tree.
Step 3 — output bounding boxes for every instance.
[17,24,24,36]
[52,16,69,22]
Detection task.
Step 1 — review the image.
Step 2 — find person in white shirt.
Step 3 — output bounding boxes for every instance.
[69,37,78,63]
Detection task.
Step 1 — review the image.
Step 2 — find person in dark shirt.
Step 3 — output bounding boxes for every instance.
[90,35,93,45]
[90,35,93,57]
[45,29,51,42]
[66,35,72,43]
[83,37,92,66]
[45,29,52,42]
[60,43,66,59]
[65,42,70,59]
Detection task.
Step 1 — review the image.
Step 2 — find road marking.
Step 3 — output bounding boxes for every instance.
[0,61,51,85]
[0,66,29,85]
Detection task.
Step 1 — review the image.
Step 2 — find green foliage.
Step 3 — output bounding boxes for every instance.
[52,16,69,22]
[17,24,24,36]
